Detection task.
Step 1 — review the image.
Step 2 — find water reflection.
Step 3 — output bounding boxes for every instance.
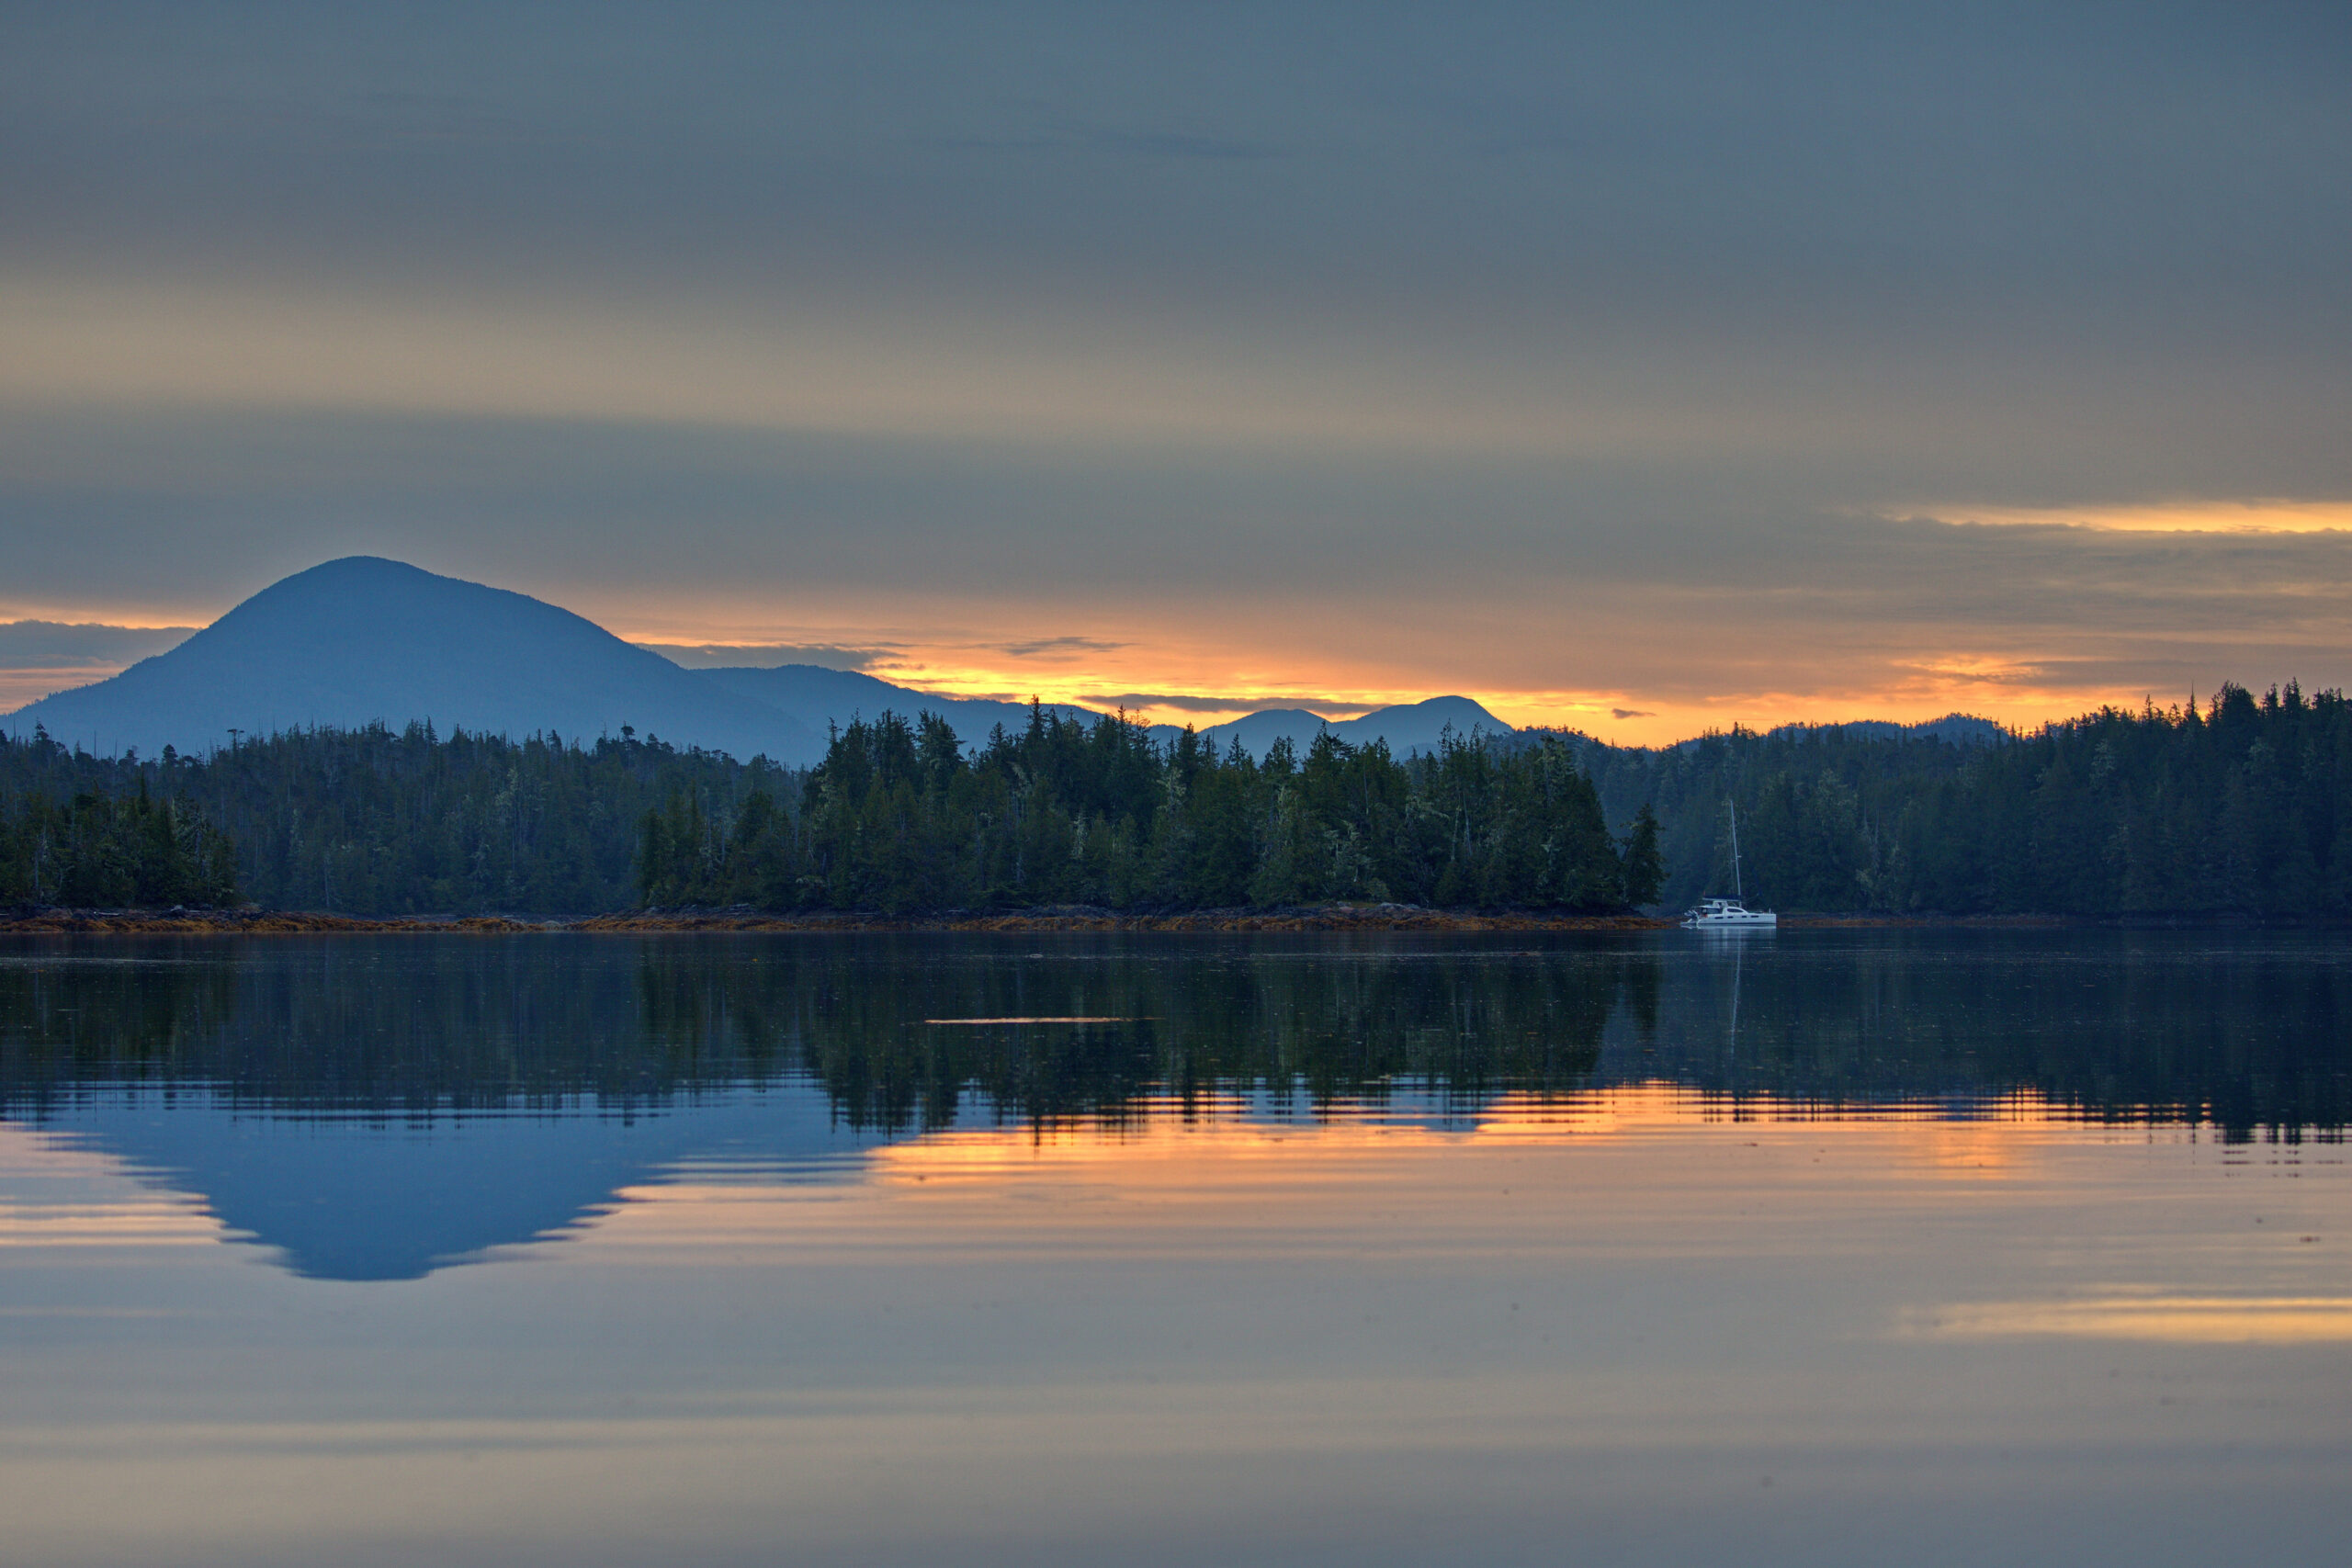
[3,931,2342,1128]
[2,934,2348,1567]
[1915,1294,2352,1344]
[0,931,2344,1281]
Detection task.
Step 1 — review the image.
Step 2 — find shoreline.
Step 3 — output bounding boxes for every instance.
[0,905,2117,935]
[0,905,1675,935]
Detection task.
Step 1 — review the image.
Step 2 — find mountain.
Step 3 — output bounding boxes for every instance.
[1188,706,1329,757]
[694,664,1094,748]
[1196,694,1512,759]
[0,556,1516,765]
[0,557,822,762]
[1642,713,2009,755]
[42,1085,888,1280]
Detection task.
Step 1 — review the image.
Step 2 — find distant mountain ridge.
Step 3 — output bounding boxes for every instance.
[0,558,820,762]
[0,558,1515,765]
[1568,712,2007,755]
[1193,696,1512,760]
[694,663,1098,750]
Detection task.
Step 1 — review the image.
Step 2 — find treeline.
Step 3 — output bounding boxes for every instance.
[0,721,778,915]
[1578,681,2352,916]
[640,709,1658,914]
[4,679,2346,918]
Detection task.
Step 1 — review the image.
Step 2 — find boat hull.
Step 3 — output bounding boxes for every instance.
[1681,897,1776,929]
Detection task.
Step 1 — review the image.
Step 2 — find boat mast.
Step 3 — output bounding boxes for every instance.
[1728,799,1744,901]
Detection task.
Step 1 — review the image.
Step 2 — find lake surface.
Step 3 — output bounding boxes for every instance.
[1,930,2346,1567]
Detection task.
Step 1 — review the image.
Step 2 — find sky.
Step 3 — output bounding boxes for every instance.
[2,3,2346,743]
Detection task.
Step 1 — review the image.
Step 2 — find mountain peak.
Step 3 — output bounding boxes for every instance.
[4,557,1519,765]
[0,558,818,761]
[1197,695,1513,759]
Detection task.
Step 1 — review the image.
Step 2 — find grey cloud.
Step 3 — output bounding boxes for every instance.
[1,6,2346,728]
[638,643,893,672]
[1098,693,1239,714]
[9,6,2345,372]
[0,621,198,666]
[1098,694,1371,716]
[1611,708,1656,721]
[0,622,198,713]
[2,403,2348,716]
[1001,637,1128,659]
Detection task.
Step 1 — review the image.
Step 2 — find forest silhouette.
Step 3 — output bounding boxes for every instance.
[1,682,2346,919]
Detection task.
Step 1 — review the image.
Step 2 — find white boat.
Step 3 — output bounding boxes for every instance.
[1682,802,1777,929]
[1684,895,1776,928]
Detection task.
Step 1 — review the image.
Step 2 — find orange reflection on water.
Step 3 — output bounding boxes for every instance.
[0,1127,224,1249]
[1916,1295,2352,1344]
[869,1084,2063,1184]
[562,1084,2098,1273]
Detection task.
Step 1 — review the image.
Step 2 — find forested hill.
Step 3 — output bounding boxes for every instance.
[0,682,2345,919]
[0,714,1650,917]
[0,724,782,916]
[1568,681,2350,917]
[638,710,1645,914]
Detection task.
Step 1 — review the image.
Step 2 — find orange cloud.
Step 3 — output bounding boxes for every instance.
[1909,499,2352,535]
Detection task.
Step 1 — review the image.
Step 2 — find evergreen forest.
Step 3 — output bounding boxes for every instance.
[0,680,2346,919]
[0,774,239,909]
[1588,681,2352,917]
[639,710,1649,914]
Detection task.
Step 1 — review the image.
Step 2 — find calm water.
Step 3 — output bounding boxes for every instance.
[0,931,2346,1567]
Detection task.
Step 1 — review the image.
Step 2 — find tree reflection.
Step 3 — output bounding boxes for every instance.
[0,933,2341,1139]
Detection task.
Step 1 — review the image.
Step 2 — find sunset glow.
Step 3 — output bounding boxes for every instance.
[0,598,2265,748]
[5,4,2346,742]
[1915,500,2352,536]
[1919,1295,2352,1345]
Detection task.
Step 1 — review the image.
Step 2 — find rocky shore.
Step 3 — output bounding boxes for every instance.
[0,903,1679,935]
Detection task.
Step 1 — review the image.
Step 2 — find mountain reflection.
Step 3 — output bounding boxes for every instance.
[0,932,2342,1280]
[3,932,2342,1132]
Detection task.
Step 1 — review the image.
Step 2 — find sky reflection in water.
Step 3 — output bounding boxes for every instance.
[0,931,2346,1567]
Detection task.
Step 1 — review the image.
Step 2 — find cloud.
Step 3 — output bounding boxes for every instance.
[3,9,2347,742]
[1100,692,1372,716]
[1097,693,1259,714]
[1895,500,2352,536]
[1610,708,1656,720]
[637,642,892,671]
[0,621,197,667]
[6,400,2349,741]
[1000,636,1129,659]
[0,621,200,712]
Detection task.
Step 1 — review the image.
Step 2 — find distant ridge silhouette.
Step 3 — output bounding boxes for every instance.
[0,557,821,762]
[695,663,1097,749]
[0,558,1517,764]
[1194,695,1512,760]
